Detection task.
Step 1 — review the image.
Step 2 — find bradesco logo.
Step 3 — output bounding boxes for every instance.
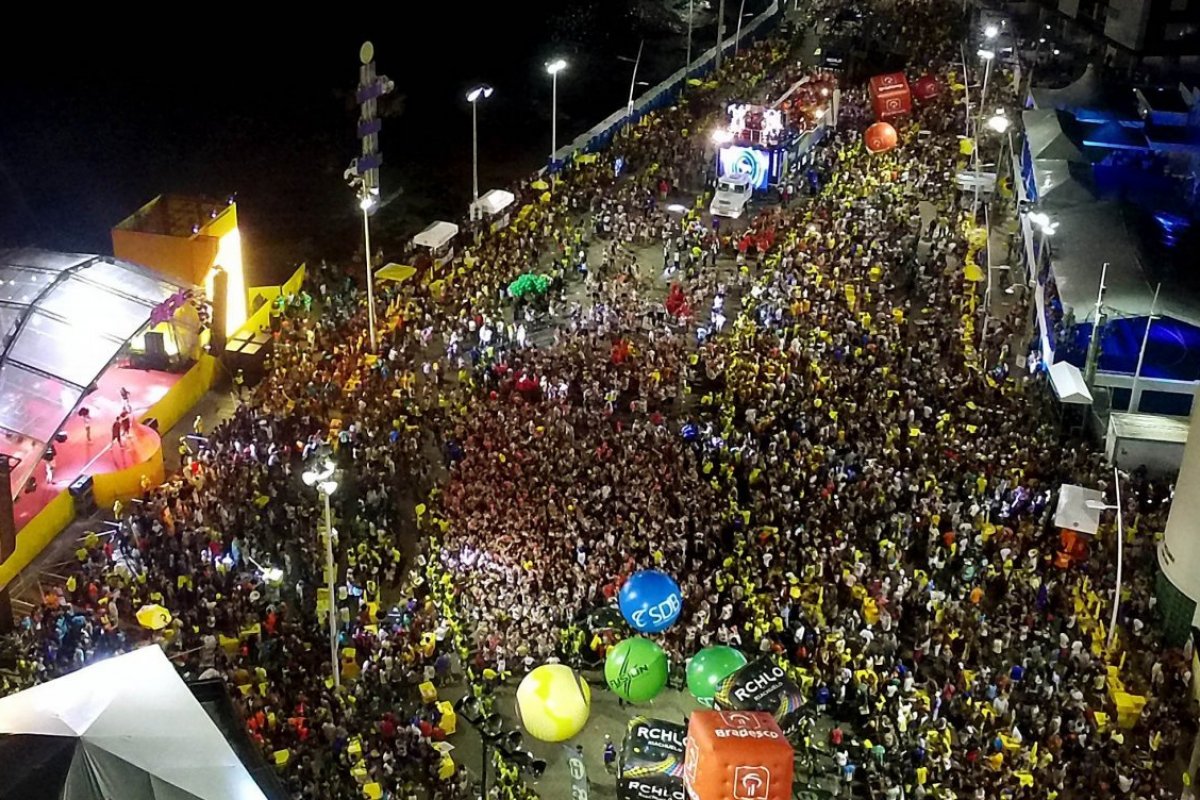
[715,713,780,739]
[637,726,685,752]
[732,665,784,702]
[733,766,771,800]
[631,592,681,630]
[625,780,685,800]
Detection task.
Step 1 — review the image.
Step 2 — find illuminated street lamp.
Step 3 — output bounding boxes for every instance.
[986,111,1010,133]
[466,84,494,207]
[984,24,999,39]
[547,59,567,160]
[303,459,340,690]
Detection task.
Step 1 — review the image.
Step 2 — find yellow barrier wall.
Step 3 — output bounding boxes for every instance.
[92,439,165,508]
[142,354,216,433]
[0,491,76,588]
[241,263,307,337]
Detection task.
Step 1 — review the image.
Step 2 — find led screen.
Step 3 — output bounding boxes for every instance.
[718,146,771,190]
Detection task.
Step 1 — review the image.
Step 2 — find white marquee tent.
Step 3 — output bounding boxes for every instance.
[0,646,267,800]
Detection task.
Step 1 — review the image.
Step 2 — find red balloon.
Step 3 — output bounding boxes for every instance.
[864,122,898,154]
[913,75,942,102]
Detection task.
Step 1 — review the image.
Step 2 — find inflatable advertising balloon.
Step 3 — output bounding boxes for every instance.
[619,570,683,634]
[606,637,670,703]
[516,664,591,742]
[913,74,942,103]
[714,659,805,736]
[683,710,793,800]
[686,647,748,707]
[619,716,688,800]
[864,122,898,154]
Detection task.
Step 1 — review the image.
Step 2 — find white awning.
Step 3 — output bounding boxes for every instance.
[1054,483,1105,534]
[471,189,515,217]
[412,221,459,250]
[1049,360,1093,405]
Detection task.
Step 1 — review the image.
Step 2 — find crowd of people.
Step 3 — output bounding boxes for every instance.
[1,2,1195,800]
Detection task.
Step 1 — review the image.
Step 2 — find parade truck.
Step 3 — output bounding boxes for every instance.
[709,172,754,219]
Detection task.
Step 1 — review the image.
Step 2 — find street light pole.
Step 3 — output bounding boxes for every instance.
[1088,467,1125,652]
[735,0,747,55]
[547,59,566,162]
[1129,282,1161,413]
[322,487,339,690]
[685,0,693,78]
[360,195,376,352]
[715,0,726,72]
[1083,262,1109,385]
[466,85,494,212]
[1110,470,1124,651]
[973,49,995,217]
[471,99,480,203]
[304,459,340,691]
[626,40,645,121]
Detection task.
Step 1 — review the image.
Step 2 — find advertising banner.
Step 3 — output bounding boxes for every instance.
[714,659,805,737]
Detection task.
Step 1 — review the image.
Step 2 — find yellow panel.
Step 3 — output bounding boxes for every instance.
[92,436,164,508]
[141,355,216,433]
[0,491,76,587]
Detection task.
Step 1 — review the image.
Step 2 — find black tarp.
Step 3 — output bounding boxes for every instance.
[0,733,75,799]
[713,658,804,736]
[618,716,687,800]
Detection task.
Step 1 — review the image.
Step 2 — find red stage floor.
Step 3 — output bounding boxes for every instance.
[9,365,179,530]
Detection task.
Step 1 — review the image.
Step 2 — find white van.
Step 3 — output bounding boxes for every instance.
[709,172,753,219]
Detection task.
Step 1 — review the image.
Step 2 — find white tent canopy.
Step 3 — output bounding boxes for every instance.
[0,647,267,800]
[1048,360,1094,405]
[1054,483,1105,534]
[471,189,515,217]
[1031,64,1104,113]
[412,221,459,250]
[1023,109,1085,163]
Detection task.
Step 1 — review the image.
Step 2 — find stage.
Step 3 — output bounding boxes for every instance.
[8,365,178,530]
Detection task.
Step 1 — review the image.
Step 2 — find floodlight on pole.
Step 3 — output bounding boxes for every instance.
[303,458,341,690]
[466,84,494,206]
[547,59,567,160]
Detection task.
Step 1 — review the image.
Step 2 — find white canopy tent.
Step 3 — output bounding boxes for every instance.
[0,647,267,800]
[1023,109,1086,163]
[1048,360,1094,405]
[470,189,515,217]
[1030,64,1105,113]
[412,221,459,251]
[1054,483,1105,534]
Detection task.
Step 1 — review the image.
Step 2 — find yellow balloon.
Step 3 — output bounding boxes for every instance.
[515,664,591,742]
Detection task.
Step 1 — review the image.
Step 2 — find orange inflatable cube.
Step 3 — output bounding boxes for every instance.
[684,711,793,800]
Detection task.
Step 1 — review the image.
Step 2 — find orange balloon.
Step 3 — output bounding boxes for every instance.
[864,122,898,154]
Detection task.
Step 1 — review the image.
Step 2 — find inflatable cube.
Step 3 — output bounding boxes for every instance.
[684,711,793,800]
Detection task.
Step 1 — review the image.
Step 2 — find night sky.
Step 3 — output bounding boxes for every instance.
[0,2,768,282]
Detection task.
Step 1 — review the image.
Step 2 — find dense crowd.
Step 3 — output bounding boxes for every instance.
[2,2,1195,800]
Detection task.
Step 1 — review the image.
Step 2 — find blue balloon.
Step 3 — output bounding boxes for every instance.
[619,570,683,633]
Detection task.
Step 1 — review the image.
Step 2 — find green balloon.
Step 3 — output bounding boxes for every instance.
[686,646,747,706]
[605,637,670,703]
